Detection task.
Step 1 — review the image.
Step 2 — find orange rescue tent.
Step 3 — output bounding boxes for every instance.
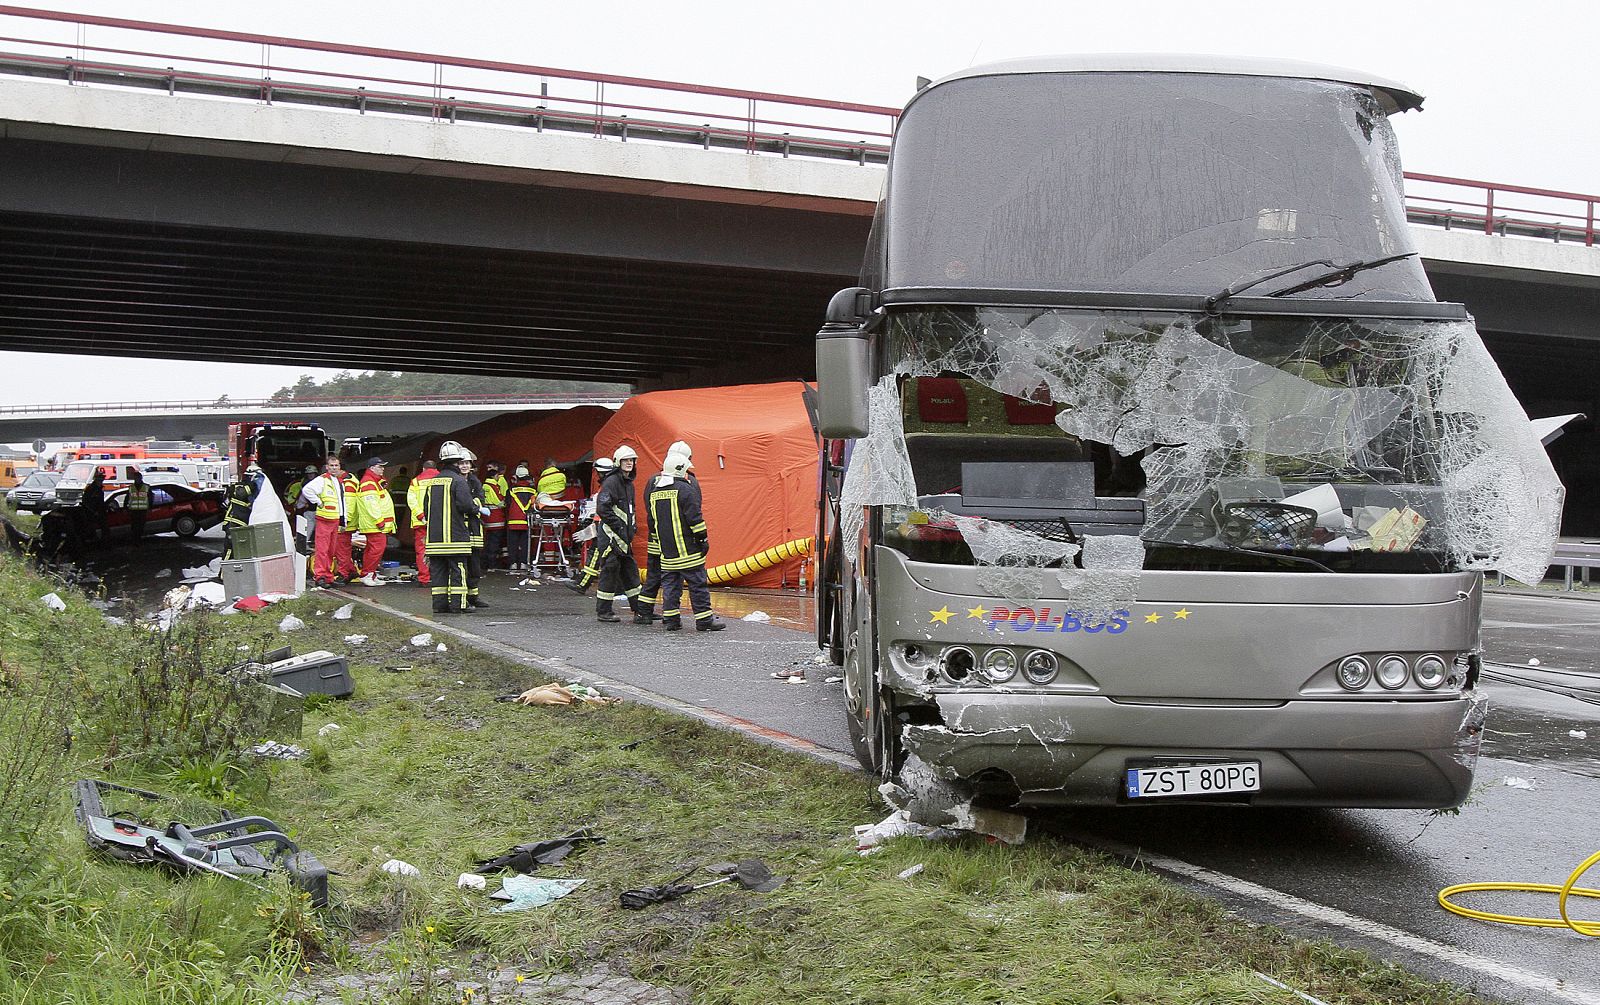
[595,382,818,589]
[428,405,613,470]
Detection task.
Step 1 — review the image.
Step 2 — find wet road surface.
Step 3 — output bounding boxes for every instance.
[74,539,1600,1003]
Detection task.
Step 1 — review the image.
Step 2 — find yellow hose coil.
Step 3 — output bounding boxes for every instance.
[706,537,813,585]
[1437,850,1600,936]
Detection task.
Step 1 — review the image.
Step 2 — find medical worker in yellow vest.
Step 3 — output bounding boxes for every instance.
[300,457,357,588]
[356,457,397,586]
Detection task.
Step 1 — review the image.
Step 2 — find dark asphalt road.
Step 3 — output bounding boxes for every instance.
[82,539,1600,1003]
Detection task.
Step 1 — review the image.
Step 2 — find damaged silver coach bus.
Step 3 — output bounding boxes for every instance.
[813,56,1562,808]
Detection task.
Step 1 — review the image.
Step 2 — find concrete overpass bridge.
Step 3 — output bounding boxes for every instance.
[0,7,1598,521]
[0,392,624,443]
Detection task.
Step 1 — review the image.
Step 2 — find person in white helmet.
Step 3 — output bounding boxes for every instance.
[646,449,724,632]
[588,447,650,623]
[637,441,693,621]
[422,440,476,614]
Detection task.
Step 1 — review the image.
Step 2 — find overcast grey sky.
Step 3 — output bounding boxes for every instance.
[2,0,1597,405]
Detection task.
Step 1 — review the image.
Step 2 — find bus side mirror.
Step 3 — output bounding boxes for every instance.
[815,288,873,439]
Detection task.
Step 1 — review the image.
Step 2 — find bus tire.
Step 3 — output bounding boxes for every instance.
[173,515,199,537]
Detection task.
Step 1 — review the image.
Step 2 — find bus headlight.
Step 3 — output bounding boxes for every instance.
[1336,656,1372,691]
[1413,654,1448,690]
[980,648,1017,683]
[1022,650,1058,685]
[1375,654,1409,690]
[941,646,976,683]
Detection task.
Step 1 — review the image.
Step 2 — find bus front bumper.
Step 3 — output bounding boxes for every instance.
[900,691,1487,809]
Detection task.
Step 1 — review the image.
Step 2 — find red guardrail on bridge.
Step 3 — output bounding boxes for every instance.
[0,393,626,416]
[0,6,1592,244]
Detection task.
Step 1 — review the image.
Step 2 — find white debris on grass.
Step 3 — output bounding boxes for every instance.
[854,810,958,855]
[1570,730,1588,740]
[248,741,307,760]
[1503,776,1537,790]
[897,863,925,881]
[278,614,305,632]
[1528,658,1542,667]
[186,582,226,609]
[344,634,368,645]
[317,723,342,737]
[742,611,771,623]
[39,592,66,612]
[380,858,420,878]
[409,633,433,647]
[332,603,355,620]
[436,643,448,653]
[457,873,486,890]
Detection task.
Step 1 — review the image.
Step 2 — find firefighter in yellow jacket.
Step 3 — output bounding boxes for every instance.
[356,458,396,586]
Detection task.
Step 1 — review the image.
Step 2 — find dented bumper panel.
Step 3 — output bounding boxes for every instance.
[903,691,1484,808]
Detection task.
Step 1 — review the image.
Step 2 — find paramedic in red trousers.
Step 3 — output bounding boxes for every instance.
[647,451,725,632]
[356,457,396,586]
[408,458,437,587]
[300,457,357,589]
[505,461,537,573]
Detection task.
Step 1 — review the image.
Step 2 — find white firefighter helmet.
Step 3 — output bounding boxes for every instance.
[664,454,691,478]
[612,445,638,463]
[438,440,468,462]
[594,457,616,478]
[667,439,692,459]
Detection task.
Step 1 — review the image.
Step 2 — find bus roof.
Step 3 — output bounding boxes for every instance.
[922,54,1423,114]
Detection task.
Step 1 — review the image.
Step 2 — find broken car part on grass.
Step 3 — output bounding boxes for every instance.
[74,779,330,907]
[619,859,785,910]
[473,829,604,874]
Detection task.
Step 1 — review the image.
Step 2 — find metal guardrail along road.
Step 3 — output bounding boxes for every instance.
[0,393,626,416]
[0,6,1592,243]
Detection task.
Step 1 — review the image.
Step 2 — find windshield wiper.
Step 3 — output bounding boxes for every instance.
[1203,260,1334,316]
[1264,252,1418,298]
[1143,538,1336,574]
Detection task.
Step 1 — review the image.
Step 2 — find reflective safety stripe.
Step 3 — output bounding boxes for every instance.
[694,609,715,620]
[127,486,151,511]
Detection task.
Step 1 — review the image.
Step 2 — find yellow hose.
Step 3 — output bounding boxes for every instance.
[1438,850,1600,936]
[706,537,813,585]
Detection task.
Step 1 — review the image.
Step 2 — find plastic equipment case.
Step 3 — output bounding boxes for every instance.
[225,524,285,560]
[222,554,296,597]
[248,647,353,699]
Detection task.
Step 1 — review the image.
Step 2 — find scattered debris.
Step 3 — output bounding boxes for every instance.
[492,875,585,913]
[500,683,619,707]
[1570,730,1589,740]
[879,754,1028,845]
[231,595,274,613]
[343,634,368,645]
[435,643,448,653]
[854,811,957,854]
[243,649,353,698]
[1528,658,1542,667]
[1503,776,1537,790]
[474,830,603,873]
[278,614,305,632]
[39,592,66,612]
[771,669,804,681]
[154,567,173,578]
[825,676,844,685]
[409,633,433,647]
[742,611,771,623]
[332,603,354,620]
[382,665,413,674]
[380,858,420,878]
[186,582,227,609]
[811,651,830,664]
[248,741,307,760]
[621,859,783,910]
[317,723,342,737]
[897,863,925,880]
[75,779,329,906]
[483,621,515,626]
[457,872,486,890]
[181,558,223,583]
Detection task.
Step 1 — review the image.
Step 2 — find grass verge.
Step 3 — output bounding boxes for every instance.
[0,551,1486,1004]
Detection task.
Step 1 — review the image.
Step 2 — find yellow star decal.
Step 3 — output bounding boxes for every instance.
[1144,612,1163,624]
[966,605,988,620]
[1172,608,1191,620]
[929,606,954,625]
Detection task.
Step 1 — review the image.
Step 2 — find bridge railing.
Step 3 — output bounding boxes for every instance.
[0,7,1595,245]
[0,5,898,163]
[0,392,627,416]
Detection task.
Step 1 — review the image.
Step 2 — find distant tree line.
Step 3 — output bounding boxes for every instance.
[269,370,627,402]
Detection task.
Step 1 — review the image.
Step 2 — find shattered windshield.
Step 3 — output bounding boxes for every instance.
[839,307,1561,589]
[884,73,1429,301]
